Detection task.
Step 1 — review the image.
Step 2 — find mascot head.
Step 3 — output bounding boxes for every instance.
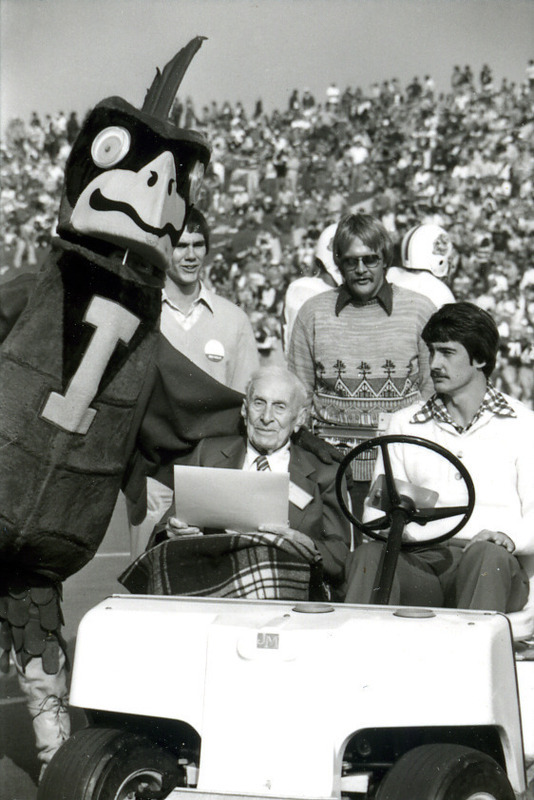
[57,37,210,273]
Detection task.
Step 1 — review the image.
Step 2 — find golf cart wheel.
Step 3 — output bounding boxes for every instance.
[375,744,515,800]
[37,726,183,800]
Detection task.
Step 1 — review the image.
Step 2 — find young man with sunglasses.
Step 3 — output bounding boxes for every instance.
[288,213,435,516]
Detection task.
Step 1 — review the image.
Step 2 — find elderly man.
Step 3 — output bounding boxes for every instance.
[345,302,534,612]
[143,366,352,594]
[288,213,435,517]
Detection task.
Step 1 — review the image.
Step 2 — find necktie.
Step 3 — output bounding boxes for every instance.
[255,454,271,471]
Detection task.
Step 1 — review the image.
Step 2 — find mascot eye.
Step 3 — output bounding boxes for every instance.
[188,161,205,204]
[91,127,131,168]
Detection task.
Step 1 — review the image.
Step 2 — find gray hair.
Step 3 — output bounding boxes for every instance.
[245,366,310,411]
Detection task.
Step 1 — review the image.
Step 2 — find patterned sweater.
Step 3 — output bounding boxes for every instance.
[288,283,435,479]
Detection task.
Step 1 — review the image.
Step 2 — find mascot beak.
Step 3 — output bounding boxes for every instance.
[71,150,189,270]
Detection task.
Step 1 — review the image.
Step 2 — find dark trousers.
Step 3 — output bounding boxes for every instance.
[347,480,370,547]
[345,539,530,612]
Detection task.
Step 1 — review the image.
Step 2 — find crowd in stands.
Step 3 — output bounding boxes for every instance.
[1,62,533,406]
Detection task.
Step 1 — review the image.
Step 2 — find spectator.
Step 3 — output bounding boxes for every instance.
[161,209,258,390]
[326,82,341,111]
[66,111,80,144]
[527,59,534,93]
[423,74,435,99]
[2,62,533,405]
[479,64,493,93]
[301,88,316,114]
[406,76,423,101]
[288,89,300,113]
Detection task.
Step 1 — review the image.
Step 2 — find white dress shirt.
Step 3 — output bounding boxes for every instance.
[242,441,291,473]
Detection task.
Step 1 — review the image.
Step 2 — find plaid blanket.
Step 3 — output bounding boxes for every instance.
[119,532,326,601]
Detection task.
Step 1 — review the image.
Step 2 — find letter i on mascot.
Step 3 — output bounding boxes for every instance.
[0,38,210,777]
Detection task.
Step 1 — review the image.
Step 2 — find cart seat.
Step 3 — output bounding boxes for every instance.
[509,607,534,643]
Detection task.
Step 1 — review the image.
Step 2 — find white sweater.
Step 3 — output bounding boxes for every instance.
[366,394,534,555]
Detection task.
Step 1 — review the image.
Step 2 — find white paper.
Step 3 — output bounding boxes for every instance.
[174,465,290,532]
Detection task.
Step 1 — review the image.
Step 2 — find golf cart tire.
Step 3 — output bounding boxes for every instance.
[37,726,183,800]
[375,743,515,800]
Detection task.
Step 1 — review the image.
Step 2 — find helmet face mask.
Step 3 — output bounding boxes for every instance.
[401,224,453,278]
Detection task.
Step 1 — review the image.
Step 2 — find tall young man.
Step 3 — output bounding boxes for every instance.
[127,210,259,555]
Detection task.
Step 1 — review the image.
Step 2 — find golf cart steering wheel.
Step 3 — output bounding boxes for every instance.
[336,435,476,548]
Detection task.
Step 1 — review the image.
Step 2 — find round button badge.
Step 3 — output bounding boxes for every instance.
[204,339,225,362]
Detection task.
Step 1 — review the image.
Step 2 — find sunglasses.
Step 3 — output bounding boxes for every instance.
[341,253,382,270]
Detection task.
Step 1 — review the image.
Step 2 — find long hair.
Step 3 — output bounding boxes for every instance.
[333,213,394,269]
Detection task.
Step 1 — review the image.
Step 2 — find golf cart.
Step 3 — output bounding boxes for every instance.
[37,436,534,800]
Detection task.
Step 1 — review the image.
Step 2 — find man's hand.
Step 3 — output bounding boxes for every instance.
[258,523,317,550]
[463,530,515,553]
[166,516,202,538]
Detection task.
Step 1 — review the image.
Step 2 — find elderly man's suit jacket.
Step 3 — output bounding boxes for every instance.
[184,434,352,585]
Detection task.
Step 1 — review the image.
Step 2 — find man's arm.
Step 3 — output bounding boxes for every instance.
[0,273,37,342]
[416,330,433,399]
[147,437,208,545]
[287,309,316,394]
[315,468,352,584]
[362,410,439,539]
[414,294,436,399]
[506,413,534,555]
[363,410,411,516]
[462,410,534,556]
[370,405,534,556]
[292,428,344,464]
[228,312,260,392]
[417,339,433,399]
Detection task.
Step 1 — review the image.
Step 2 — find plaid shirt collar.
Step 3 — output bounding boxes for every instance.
[411,382,516,433]
[335,280,393,316]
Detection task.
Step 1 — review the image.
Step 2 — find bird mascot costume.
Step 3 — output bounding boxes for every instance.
[0,37,213,775]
